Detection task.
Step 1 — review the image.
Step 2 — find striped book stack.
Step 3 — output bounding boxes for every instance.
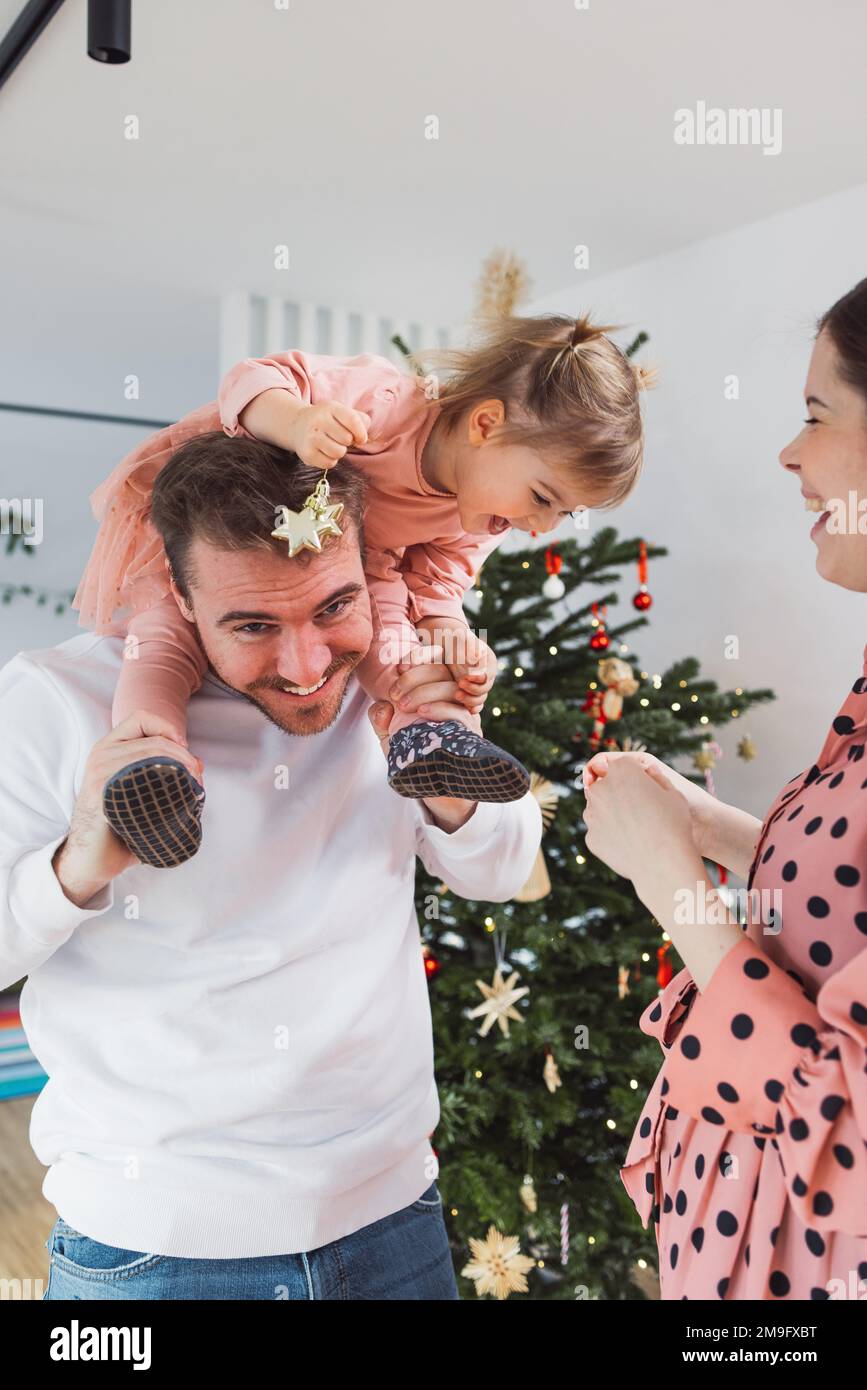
[0,999,47,1102]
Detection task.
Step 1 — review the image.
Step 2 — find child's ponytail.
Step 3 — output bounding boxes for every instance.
[409,312,653,509]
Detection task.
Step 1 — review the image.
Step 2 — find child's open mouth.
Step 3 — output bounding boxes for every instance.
[488,515,511,535]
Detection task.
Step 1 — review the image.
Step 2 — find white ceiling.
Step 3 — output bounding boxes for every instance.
[1,0,866,322]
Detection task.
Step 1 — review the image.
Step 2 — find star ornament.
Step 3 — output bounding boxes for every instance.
[461,1225,536,1300]
[469,966,529,1038]
[270,478,345,558]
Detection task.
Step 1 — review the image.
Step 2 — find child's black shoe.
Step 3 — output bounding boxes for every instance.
[386,719,530,803]
[103,756,205,869]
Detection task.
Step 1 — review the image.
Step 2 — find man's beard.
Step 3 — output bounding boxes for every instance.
[191,620,365,737]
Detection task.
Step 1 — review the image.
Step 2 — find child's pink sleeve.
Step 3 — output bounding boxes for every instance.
[662,936,867,1236]
[401,533,507,625]
[218,350,411,441]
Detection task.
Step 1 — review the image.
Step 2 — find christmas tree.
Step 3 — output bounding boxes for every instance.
[416,529,775,1301]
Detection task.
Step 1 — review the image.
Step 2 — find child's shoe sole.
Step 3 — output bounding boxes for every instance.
[103,756,205,869]
[387,720,531,803]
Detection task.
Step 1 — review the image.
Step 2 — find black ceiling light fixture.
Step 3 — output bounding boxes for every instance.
[0,0,132,94]
[87,0,130,64]
[0,0,67,94]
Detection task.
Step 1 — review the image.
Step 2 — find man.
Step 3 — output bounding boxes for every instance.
[0,433,542,1300]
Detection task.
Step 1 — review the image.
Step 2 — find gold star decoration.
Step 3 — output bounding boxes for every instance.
[469,967,529,1038]
[692,744,717,773]
[737,735,757,762]
[270,476,344,557]
[461,1225,536,1300]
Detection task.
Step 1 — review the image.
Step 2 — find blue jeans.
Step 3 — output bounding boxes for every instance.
[44,1181,459,1300]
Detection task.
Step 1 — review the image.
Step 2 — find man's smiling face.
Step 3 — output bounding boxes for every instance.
[171,523,373,736]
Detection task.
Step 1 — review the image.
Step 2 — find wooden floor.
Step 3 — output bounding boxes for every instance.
[1,1091,660,1300]
[0,1094,55,1289]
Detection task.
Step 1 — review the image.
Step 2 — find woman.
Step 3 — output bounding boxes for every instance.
[583,277,867,1301]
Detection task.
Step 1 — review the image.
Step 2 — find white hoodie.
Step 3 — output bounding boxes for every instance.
[0,634,542,1258]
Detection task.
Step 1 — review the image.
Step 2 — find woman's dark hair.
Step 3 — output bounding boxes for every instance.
[818,277,867,409]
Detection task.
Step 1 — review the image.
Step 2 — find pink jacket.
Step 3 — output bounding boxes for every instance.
[73,352,508,653]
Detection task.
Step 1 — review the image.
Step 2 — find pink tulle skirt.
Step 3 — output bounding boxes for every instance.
[73,402,222,636]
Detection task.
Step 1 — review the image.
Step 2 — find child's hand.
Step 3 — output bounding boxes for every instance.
[292,401,371,470]
[448,635,498,715]
[410,622,498,714]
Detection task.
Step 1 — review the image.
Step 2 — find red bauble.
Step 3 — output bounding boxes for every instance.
[632,587,653,611]
[589,630,610,650]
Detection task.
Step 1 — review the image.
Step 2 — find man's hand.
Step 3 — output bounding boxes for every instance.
[368,700,479,832]
[53,711,204,907]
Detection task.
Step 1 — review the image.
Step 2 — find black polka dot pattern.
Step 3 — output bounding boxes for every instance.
[619,648,867,1298]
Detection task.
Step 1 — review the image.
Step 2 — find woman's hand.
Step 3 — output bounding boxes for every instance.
[584,753,749,994]
[583,750,763,878]
[583,753,695,888]
[290,401,371,470]
[585,749,712,843]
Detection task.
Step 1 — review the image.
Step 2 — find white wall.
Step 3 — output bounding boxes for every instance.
[531,180,867,818]
[0,281,219,660]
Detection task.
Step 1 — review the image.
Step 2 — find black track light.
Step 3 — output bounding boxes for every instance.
[87,0,130,64]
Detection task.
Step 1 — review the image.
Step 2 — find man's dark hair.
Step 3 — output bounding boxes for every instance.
[148,432,367,599]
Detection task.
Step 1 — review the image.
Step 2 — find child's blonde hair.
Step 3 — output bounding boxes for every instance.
[407,313,655,508]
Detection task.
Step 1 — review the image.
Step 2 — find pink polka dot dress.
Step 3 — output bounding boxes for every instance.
[620,646,867,1300]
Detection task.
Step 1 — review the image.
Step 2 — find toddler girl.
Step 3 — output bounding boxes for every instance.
[75,314,650,867]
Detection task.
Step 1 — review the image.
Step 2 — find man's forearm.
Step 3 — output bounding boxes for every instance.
[52,836,113,909]
[238,388,307,449]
